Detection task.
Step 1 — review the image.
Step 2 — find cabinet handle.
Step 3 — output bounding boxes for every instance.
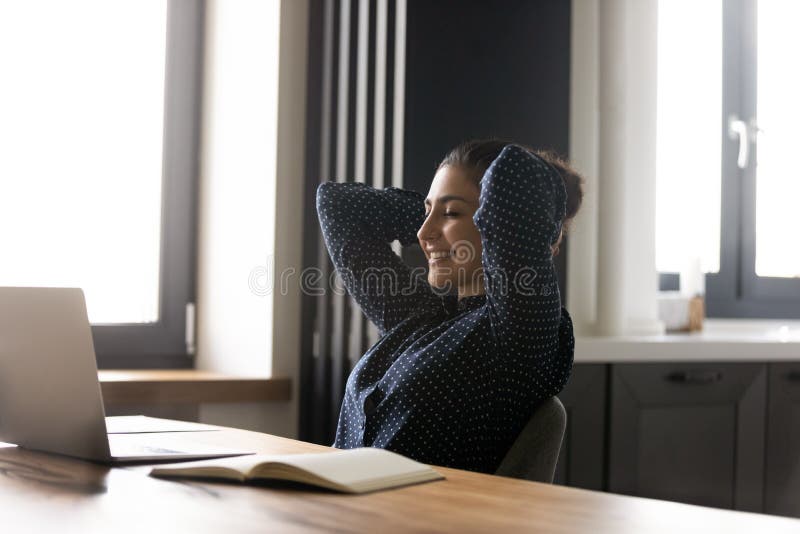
[666,370,723,385]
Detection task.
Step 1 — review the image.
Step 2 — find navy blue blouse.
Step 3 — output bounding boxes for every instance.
[316,145,575,473]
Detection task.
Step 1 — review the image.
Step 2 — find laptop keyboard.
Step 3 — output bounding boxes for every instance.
[108,433,190,457]
[133,445,185,455]
[107,432,251,459]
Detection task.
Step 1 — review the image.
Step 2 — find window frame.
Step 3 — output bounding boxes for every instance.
[92,0,204,368]
[735,0,800,306]
[661,0,800,319]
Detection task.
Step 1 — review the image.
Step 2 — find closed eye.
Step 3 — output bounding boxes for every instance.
[423,210,460,218]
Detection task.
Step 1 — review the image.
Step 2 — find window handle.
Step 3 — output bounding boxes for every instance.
[728,115,749,169]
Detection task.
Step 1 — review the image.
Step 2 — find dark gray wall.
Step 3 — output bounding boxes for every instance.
[403,0,571,192]
[402,0,572,297]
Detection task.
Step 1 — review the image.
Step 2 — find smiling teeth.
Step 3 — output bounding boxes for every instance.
[430,251,451,259]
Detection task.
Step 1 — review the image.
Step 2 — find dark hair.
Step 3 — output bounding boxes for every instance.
[438,139,585,255]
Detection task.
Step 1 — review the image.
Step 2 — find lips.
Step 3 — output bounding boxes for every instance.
[428,250,452,264]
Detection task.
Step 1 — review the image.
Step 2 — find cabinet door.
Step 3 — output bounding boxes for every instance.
[609,363,766,512]
[553,364,607,490]
[765,363,800,517]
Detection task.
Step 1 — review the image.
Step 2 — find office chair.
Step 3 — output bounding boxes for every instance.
[495,396,566,483]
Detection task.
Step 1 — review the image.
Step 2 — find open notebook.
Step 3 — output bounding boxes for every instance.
[149,447,444,494]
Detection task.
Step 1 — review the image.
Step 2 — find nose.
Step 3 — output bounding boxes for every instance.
[417,212,440,243]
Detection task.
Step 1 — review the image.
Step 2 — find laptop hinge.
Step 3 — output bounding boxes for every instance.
[185,302,196,356]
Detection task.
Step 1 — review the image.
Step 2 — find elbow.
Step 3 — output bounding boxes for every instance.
[316,181,332,210]
[316,181,338,221]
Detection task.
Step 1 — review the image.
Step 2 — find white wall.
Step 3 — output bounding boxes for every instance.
[195,0,308,437]
[567,0,599,335]
[567,0,663,337]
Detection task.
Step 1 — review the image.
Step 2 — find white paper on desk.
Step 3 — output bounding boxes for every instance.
[105,415,221,434]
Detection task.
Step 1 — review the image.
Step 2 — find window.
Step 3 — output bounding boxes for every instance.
[656,0,722,277]
[656,0,800,318]
[0,0,204,366]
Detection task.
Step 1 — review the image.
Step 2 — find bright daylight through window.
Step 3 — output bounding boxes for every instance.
[755,0,800,278]
[0,1,168,323]
[656,0,722,276]
[657,0,800,283]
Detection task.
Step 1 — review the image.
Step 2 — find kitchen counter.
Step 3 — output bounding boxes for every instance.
[575,319,800,362]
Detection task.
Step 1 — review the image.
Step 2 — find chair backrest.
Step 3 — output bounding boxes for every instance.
[494,396,567,483]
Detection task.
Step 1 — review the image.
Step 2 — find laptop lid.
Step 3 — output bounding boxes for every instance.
[0,287,111,461]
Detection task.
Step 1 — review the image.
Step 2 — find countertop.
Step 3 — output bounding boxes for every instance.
[575,319,800,362]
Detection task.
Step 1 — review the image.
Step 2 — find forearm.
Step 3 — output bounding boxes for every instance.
[316,181,435,334]
[316,182,425,248]
[473,145,567,344]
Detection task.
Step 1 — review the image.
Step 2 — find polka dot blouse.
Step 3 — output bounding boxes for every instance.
[316,144,575,474]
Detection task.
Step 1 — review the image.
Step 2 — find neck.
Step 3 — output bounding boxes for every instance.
[457,269,486,301]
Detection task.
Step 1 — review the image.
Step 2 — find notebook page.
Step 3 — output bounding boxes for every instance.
[152,448,439,483]
[152,453,286,475]
[263,448,438,486]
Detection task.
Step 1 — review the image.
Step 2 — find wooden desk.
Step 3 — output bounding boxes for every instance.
[1,427,798,533]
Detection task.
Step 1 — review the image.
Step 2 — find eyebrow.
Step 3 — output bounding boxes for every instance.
[423,194,472,206]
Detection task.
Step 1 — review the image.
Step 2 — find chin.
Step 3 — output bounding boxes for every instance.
[428,274,456,294]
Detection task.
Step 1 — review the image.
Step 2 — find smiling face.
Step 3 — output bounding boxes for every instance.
[417,165,484,298]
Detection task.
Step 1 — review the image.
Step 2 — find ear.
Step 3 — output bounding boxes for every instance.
[551,228,564,257]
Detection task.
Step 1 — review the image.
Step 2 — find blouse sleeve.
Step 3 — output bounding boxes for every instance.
[473,144,573,394]
[316,181,439,335]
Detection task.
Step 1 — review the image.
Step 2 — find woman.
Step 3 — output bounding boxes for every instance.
[316,140,584,473]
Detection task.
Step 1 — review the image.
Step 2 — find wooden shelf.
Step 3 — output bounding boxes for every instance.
[98,370,291,405]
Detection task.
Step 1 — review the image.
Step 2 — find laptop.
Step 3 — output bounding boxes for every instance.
[0,286,254,463]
